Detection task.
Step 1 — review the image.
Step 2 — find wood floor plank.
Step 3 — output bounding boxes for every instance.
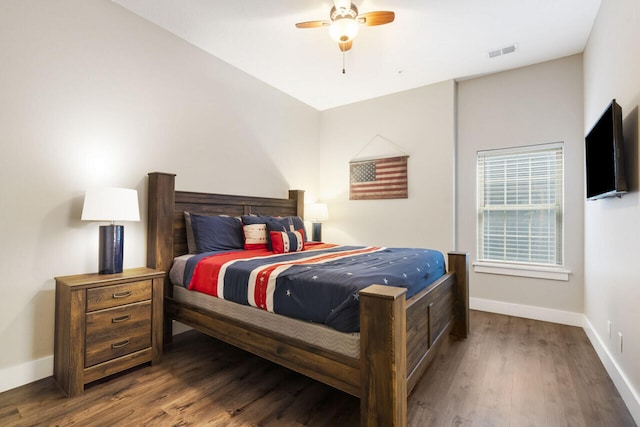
[510,318,547,426]
[473,313,516,426]
[0,311,635,427]
[539,321,588,426]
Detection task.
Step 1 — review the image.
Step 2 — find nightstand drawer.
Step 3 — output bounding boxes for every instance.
[85,301,151,367]
[86,280,152,312]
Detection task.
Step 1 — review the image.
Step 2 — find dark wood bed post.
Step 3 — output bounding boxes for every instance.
[448,252,470,338]
[147,172,176,345]
[288,190,304,219]
[360,285,408,427]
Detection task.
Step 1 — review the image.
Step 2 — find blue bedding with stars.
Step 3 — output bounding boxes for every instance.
[182,245,445,333]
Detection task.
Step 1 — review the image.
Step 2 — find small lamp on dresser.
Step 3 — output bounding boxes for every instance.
[81,187,140,274]
[305,202,328,242]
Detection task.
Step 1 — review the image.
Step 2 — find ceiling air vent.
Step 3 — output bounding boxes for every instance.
[488,43,519,59]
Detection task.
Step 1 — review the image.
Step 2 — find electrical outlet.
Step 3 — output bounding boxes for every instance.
[618,332,623,353]
[608,320,612,338]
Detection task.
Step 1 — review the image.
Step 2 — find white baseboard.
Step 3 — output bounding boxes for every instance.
[0,355,53,394]
[471,297,639,425]
[470,297,583,326]
[583,317,640,425]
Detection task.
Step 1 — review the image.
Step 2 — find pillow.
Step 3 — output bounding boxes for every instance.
[263,217,297,250]
[270,229,305,254]
[242,223,268,250]
[189,213,244,252]
[241,215,268,249]
[242,215,308,250]
[262,215,307,242]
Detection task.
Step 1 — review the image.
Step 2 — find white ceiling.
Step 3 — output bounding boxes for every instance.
[112,0,601,111]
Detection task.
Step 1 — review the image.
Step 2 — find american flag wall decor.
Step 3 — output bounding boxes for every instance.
[349,155,409,200]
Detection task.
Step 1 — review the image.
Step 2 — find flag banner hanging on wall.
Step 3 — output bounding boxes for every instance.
[349,155,409,200]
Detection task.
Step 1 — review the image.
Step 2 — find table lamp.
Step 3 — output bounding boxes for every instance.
[81,187,140,274]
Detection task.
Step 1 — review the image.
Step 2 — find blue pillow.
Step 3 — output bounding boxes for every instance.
[262,217,295,250]
[189,213,244,252]
[261,215,307,242]
[241,215,265,226]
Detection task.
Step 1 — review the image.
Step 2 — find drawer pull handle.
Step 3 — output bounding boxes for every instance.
[112,291,132,299]
[111,339,130,349]
[112,314,131,323]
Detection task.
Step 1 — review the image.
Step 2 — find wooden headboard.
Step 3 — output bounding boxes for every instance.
[146,172,304,283]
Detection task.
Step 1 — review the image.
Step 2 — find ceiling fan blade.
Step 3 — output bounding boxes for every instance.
[358,11,395,26]
[295,20,330,29]
[339,40,353,52]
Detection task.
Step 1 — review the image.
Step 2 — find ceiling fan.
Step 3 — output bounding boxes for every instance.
[295,0,395,52]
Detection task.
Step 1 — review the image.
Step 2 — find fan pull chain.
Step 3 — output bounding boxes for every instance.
[342,52,346,74]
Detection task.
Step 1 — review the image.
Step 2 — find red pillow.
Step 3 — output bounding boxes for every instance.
[270,229,305,254]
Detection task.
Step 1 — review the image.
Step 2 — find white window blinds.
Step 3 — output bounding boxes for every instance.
[477,143,564,266]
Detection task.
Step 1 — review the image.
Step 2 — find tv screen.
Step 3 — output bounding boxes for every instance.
[585,99,627,200]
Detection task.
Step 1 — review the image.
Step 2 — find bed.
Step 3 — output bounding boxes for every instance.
[146,172,469,426]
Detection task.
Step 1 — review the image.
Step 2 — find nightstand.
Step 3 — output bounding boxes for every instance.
[53,267,164,397]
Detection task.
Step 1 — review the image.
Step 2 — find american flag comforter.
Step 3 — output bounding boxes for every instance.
[182,245,445,332]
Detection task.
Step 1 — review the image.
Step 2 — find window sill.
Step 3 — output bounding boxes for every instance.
[472,261,571,281]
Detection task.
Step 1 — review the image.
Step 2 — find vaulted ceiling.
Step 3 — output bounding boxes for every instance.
[112,0,600,111]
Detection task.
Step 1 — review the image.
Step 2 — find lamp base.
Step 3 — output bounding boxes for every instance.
[98,224,124,274]
[312,222,322,242]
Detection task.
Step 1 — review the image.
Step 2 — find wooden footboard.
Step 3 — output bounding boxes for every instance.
[146,172,469,427]
[165,297,361,396]
[359,252,469,426]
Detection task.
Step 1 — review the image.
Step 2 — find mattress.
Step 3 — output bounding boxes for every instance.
[171,246,446,332]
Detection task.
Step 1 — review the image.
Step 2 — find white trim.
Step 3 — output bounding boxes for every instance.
[583,317,640,425]
[0,355,53,394]
[477,143,565,267]
[473,261,571,281]
[470,297,582,326]
[477,141,565,155]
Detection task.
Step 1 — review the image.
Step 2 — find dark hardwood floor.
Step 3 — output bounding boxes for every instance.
[0,310,635,426]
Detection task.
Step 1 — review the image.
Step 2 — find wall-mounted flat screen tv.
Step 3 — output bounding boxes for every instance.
[585,99,627,200]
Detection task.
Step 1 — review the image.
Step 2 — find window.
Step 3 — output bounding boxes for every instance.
[477,143,564,267]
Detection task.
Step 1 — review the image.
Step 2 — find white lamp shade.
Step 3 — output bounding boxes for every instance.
[329,18,359,43]
[81,187,140,222]
[305,203,329,222]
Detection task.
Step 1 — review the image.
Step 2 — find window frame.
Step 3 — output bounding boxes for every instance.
[474,142,570,281]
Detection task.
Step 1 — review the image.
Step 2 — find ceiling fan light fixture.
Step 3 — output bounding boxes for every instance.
[295,2,394,55]
[329,17,359,43]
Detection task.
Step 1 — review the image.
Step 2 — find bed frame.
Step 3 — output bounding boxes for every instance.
[146,172,469,426]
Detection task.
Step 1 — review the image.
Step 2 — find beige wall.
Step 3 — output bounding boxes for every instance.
[583,0,640,419]
[318,81,456,255]
[457,55,585,314]
[0,0,320,391]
